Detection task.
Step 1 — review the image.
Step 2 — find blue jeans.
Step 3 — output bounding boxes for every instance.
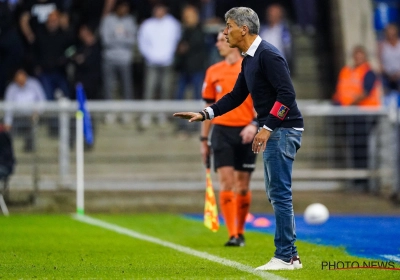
[38,72,70,100]
[103,60,133,100]
[263,127,302,261]
[175,72,204,100]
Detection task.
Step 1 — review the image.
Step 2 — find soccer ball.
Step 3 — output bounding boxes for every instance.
[304,203,329,225]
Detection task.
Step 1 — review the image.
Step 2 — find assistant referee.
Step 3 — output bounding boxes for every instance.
[201,30,257,247]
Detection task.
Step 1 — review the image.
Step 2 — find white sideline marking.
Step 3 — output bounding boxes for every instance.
[72,214,288,280]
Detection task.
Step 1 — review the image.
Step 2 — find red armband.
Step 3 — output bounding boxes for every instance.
[270,101,290,120]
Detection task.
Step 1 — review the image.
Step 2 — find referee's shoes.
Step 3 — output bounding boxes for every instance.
[224,234,245,247]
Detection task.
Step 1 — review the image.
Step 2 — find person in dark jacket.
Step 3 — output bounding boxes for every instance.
[174,7,304,271]
[0,124,16,179]
[174,4,207,100]
[0,1,24,98]
[33,10,73,100]
[71,24,102,100]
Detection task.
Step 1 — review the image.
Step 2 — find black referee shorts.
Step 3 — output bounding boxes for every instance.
[210,124,257,173]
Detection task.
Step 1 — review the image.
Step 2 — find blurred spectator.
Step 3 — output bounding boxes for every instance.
[174,4,207,137]
[0,0,24,99]
[137,2,181,128]
[131,0,185,23]
[379,23,400,97]
[292,0,316,35]
[99,0,136,100]
[33,10,73,100]
[199,0,217,22]
[333,46,381,106]
[4,68,46,152]
[196,0,223,68]
[332,46,381,191]
[259,4,292,67]
[0,123,15,179]
[174,4,207,101]
[19,0,69,45]
[373,0,400,39]
[71,25,102,100]
[69,0,116,32]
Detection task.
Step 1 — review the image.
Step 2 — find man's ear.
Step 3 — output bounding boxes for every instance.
[241,25,248,36]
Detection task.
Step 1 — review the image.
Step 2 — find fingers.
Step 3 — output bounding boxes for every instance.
[204,151,210,166]
[200,143,209,164]
[252,129,271,154]
[201,153,207,165]
[252,139,265,154]
[189,116,199,122]
[240,131,249,144]
[242,136,252,144]
[173,112,192,120]
[240,125,258,144]
[173,112,202,122]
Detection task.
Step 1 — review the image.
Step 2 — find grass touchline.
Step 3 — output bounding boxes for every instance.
[73,214,286,280]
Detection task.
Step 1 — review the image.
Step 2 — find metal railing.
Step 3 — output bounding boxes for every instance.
[0,100,398,196]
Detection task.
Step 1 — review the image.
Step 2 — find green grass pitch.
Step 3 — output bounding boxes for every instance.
[0,214,399,279]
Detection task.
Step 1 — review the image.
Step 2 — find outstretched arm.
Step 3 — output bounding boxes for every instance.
[173,112,204,122]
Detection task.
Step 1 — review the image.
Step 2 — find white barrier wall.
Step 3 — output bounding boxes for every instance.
[0,100,397,195]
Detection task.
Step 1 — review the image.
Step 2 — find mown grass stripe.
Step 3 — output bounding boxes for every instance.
[72,214,288,280]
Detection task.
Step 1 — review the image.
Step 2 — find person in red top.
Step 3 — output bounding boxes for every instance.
[201,31,258,247]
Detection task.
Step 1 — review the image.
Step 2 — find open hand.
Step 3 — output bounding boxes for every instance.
[173,112,203,122]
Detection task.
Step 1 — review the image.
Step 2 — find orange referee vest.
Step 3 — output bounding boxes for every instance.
[333,63,381,106]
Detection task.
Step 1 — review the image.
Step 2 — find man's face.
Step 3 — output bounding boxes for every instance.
[46,11,60,32]
[153,6,167,19]
[116,3,130,17]
[266,5,282,25]
[215,32,232,57]
[223,18,243,48]
[15,70,27,87]
[182,6,199,27]
[385,25,398,41]
[353,50,366,67]
[79,26,94,45]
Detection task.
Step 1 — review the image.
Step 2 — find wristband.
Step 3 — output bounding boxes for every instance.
[199,136,208,142]
[198,111,206,121]
[203,109,210,120]
[270,101,289,120]
[250,118,258,127]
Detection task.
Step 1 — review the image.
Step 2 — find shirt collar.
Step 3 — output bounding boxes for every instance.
[242,36,262,57]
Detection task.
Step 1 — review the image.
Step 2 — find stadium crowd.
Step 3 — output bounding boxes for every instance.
[0,0,295,102]
[0,0,399,130]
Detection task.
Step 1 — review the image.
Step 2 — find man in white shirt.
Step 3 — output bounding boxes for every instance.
[380,24,400,95]
[100,0,137,100]
[4,69,46,152]
[137,3,181,128]
[259,4,292,67]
